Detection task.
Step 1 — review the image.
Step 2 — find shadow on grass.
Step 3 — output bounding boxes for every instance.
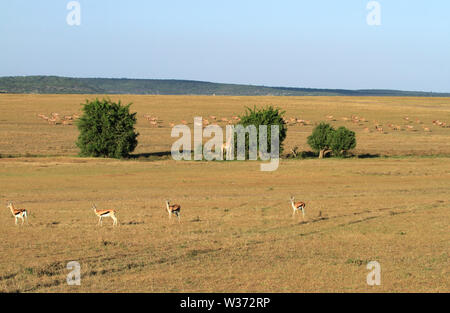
[285,150,319,159]
[129,150,382,161]
[357,153,381,159]
[128,151,175,161]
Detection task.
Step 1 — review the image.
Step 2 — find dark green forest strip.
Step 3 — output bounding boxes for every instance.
[1,76,449,97]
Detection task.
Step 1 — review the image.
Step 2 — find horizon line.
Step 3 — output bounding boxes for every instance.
[1,75,449,94]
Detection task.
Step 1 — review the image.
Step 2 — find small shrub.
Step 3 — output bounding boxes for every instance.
[307,122,335,158]
[235,105,287,157]
[330,126,357,156]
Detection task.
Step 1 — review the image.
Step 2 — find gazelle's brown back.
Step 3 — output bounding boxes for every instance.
[169,204,181,213]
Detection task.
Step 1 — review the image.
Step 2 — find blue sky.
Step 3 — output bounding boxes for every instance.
[1,0,449,92]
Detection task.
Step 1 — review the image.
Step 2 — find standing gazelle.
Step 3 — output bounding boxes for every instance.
[290,196,306,220]
[7,201,28,226]
[91,204,118,227]
[165,200,181,223]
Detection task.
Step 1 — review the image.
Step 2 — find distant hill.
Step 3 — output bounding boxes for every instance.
[0,76,448,97]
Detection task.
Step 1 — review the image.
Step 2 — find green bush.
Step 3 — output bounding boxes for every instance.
[76,98,139,158]
[307,122,335,158]
[330,126,356,156]
[236,106,287,157]
[307,123,356,158]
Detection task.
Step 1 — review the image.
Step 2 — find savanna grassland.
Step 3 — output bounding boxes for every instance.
[0,95,449,292]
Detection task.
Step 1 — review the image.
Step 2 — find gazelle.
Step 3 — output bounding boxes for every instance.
[7,201,28,226]
[221,130,233,159]
[290,196,306,220]
[91,204,118,227]
[222,142,231,157]
[165,200,181,223]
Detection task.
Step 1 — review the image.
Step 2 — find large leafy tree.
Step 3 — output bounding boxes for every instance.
[76,98,139,158]
[307,122,335,158]
[307,123,357,158]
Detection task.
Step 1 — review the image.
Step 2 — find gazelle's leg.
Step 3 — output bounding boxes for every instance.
[302,207,305,220]
[15,217,18,225]
[177,213,181,223]
[22,217,25,226]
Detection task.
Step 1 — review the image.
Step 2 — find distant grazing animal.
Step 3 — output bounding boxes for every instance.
[221,142,231,159]
[7,201,28,226]
[165,200,181,223]
[290,196,306,220]
[91,204,118,227]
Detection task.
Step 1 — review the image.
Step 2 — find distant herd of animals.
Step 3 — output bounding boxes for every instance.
[36,112,449,134]
[6,197,307,227]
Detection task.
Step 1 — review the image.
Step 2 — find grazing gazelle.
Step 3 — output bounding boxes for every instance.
[7,201,28,226]
[91,204,118,227]
[165,200,181,223]
[290,196,306,220]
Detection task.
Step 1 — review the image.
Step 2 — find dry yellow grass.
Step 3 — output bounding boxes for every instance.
[0,95,449,293]
[1,94,449,156]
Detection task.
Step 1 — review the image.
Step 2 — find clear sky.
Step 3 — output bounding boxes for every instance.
[1,0,449,92]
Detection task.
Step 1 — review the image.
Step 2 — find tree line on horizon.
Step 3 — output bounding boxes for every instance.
[0,76,447,97]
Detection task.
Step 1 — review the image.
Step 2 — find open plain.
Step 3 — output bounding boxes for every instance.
[0,95,449,292]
